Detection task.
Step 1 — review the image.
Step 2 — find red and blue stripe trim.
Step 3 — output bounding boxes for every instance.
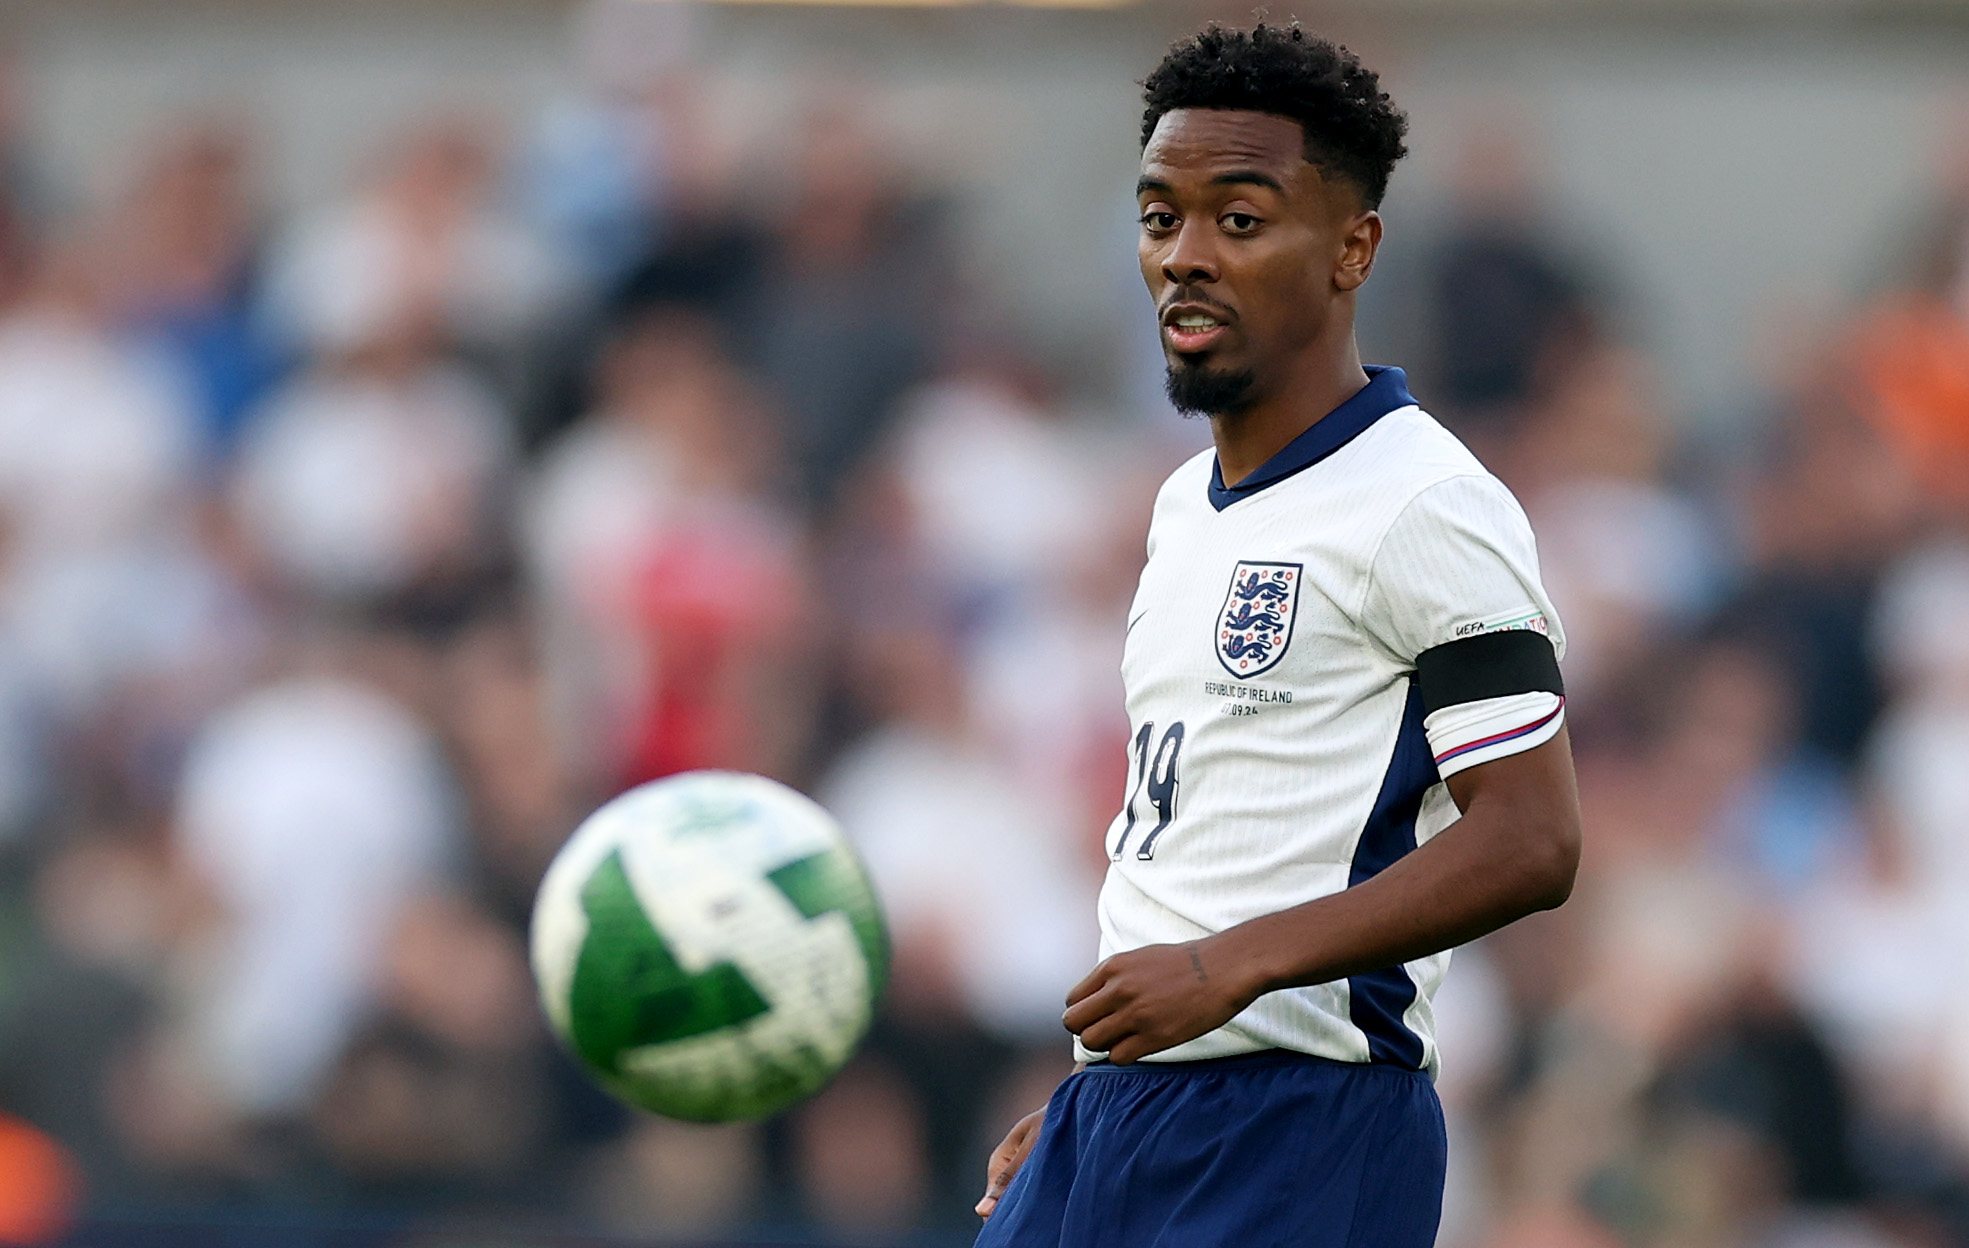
[1432,698,1565,767]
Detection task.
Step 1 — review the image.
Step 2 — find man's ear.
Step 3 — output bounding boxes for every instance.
[1335,211,1382,293]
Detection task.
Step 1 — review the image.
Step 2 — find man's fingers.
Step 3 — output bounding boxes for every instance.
[1061,984,1122,1036]
[1074,1008,1138,1055]
[976,1163,1012,1220]
[989,1121,1037,1175]
[1106,1033,1165,1066]
[1085,1016,1185,1064]
[1064,961,1111,1009]
[1013,1114,1042,1156]
[977,1110,1045,1221]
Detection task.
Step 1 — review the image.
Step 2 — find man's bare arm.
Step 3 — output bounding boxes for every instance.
[1064,727,1581,1064]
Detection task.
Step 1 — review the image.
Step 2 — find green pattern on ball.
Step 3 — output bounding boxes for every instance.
[568,850,771,1071]
[629,1033,839,1124]
[767,848,891,999]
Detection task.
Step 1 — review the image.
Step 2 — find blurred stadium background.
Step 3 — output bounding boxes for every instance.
[1,0,1968,1244]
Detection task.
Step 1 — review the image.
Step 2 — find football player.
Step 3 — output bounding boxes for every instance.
[975,25,1581,1248]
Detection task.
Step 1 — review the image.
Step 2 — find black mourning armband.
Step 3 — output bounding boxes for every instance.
[1414,630,1564,716]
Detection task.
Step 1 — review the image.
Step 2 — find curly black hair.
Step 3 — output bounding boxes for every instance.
[1141,24,1409,209]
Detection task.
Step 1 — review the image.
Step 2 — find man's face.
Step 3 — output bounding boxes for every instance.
[1137,108,1376,416]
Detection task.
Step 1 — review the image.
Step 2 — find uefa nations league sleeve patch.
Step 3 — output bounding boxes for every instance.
[1216,561,1303,679]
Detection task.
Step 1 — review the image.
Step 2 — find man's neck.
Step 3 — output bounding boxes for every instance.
[1211,344,1370,488]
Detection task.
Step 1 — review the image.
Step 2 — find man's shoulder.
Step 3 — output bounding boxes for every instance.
[1261,404,1509,532]
[1344,404,1494,497]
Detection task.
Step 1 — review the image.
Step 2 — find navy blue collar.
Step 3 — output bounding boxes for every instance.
[1206,366,1415,512]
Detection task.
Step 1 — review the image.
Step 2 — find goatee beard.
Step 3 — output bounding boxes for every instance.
[1165,360,1258,418]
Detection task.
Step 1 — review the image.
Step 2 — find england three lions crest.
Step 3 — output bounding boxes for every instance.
[1216,561,1302,679]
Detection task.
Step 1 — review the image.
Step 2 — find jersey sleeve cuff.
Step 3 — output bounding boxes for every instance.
[1424,691,1565,779]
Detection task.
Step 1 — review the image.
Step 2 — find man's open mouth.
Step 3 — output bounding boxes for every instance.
[1162,302,1233,353]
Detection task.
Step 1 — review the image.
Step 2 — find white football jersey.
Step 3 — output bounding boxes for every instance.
[1080,367,1566,1077]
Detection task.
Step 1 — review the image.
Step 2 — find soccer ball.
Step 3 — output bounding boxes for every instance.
[530,771,889,1122]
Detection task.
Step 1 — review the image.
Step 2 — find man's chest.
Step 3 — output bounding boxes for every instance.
[1121,506,1393,728]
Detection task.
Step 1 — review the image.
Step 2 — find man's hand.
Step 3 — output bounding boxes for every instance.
[1063,941,1259,1065]
[976,1108,1045,1219]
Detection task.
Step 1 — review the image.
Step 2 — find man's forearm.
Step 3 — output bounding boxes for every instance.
[1202,732,1579,1001]
[1063,732,1580,1064]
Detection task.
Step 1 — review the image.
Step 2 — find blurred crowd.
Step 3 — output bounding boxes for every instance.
[0,21,1966,1248]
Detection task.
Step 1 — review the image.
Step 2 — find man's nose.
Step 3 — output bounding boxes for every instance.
[1162,219,1220,286]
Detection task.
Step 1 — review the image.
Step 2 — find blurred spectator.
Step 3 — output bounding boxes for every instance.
[1848,151,1969,513]
[747,104,950,509]
[885,370,1107,603]
[526,309,812,790]
[309,891,547,1200]
[608,81,765,354]
[98,122,284,455]
[229,318,514,625]
[0,244,200,562]
[440,612,577,925]
[1419,122,1602,448]
[261,120,574,406]
[1867,539,1969,894]
[1709,376,1913,767]
[0,233,242,799]
[1676,640,1863,900]
[1785,804,1964,1161]
[1655,970,1865,1208]
[1783,539,1969,1171]
[1508,349,1718,720]
[168,647,457,1123]
[0,835,170,1205]
[518,91,667,295]
[521,0,701,289]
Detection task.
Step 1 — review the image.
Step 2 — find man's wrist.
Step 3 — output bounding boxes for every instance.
[1197,928,1285,1007]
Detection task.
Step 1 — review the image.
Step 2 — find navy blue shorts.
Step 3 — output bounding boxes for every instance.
[973,1050,1446,1248]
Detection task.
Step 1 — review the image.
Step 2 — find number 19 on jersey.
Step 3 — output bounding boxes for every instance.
[1113,721,1184,861]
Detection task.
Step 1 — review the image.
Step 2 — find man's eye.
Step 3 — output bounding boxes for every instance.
[1140,211,1178,231]
[1223,213,1260,233]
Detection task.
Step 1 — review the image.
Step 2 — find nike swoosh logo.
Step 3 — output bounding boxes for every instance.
[1126,611,1148,635]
